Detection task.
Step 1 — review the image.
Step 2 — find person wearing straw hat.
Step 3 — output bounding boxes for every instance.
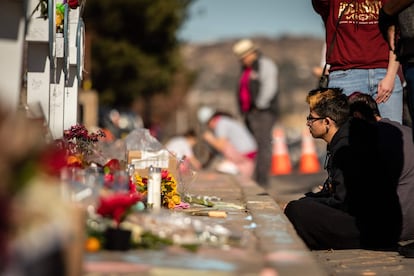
[232,38,278,188]
[312,0,403,123]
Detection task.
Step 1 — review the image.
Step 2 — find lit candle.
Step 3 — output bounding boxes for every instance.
[148,166,161,210]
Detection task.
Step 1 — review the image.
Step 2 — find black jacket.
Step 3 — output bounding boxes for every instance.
[305,118,351,211]
[306,118,402,247]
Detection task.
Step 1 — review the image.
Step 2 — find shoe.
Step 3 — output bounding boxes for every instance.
[399,241,414,258]
[216,160,239,175]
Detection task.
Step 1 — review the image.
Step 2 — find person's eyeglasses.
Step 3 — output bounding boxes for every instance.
[306,115,326,123]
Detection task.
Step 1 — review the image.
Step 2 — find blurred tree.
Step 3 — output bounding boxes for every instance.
[83,0,193,126]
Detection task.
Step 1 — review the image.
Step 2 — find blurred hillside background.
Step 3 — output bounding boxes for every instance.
[179,36,325,164]
[75,0,326,164]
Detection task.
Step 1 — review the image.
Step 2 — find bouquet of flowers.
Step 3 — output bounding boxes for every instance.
[91,175,144,251]
[134,169,181,209]
[96,188,142,227]
[58,124,106,167]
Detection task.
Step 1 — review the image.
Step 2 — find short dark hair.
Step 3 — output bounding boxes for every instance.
[306,87,350,127]
[183,129,197,138]
[348,92,380,123]
[207,111,234,124]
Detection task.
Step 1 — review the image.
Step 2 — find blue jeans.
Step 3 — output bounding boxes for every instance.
[329,69,403,123]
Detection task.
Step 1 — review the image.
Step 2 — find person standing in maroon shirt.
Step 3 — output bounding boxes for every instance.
[312,0,403,123]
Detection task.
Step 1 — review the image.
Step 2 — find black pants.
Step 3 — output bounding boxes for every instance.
[285,197,401,250]
[284,197,361,250]
[245,109,276,187]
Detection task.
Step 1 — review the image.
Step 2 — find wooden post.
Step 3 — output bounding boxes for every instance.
[26,0,84,138]
[63,7,83,131]
[0,0,27,111]
[26,0,53,129]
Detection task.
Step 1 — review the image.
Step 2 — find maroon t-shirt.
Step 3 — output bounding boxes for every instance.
[312,0,390,71]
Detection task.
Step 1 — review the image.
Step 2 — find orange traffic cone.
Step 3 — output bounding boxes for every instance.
[271,127,292,175]
[299,128,321,174]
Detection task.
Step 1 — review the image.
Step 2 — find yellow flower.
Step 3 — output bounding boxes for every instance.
[172,195,181,204]
[167,200,176,209]
[134,174,147,194]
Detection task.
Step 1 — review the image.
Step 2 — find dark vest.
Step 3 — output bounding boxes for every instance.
[397,3,414,63]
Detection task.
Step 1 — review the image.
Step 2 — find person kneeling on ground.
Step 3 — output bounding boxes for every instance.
[284,87,402,250]
[202,111,257,178]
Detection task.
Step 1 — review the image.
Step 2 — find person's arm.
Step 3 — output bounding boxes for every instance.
[256,58,277,109]
[383,0,414,15]
[187,155,202,170]
[377,1,404,103]
[376,43,400,103]
[202,131,227,153]
[379,0,414,46]
[311,0,330,17]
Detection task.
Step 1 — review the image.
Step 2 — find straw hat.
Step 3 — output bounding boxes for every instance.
[232,39,258,59]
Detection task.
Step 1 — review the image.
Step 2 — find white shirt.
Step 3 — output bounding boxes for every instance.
[165,137,194,159]
[215,116,257,154]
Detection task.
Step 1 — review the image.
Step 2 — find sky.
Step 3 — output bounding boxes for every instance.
[178,0,325,43]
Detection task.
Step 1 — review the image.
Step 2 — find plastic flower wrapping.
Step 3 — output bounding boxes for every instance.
[79,128,247,252]
[58,123,106,167]
[0,118,237,254]
[125,128,197,202]
[55,127,194,249]
[0,110,244,258]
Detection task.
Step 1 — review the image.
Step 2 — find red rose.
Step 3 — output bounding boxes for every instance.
[39,144,68,177]
[104,159,121,173]
[68,0,79,9]
[96,192,142,226]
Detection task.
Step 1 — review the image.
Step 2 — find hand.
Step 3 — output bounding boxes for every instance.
[203,131,215,143]
[376,75,395,103]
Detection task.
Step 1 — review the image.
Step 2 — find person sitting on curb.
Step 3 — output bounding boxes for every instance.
[348,91,414,257]
[201,110,257,178]
[284,87,402,250]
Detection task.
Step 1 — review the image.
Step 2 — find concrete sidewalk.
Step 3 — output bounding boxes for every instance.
[313,248,414,276]
[83,170,327,275]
